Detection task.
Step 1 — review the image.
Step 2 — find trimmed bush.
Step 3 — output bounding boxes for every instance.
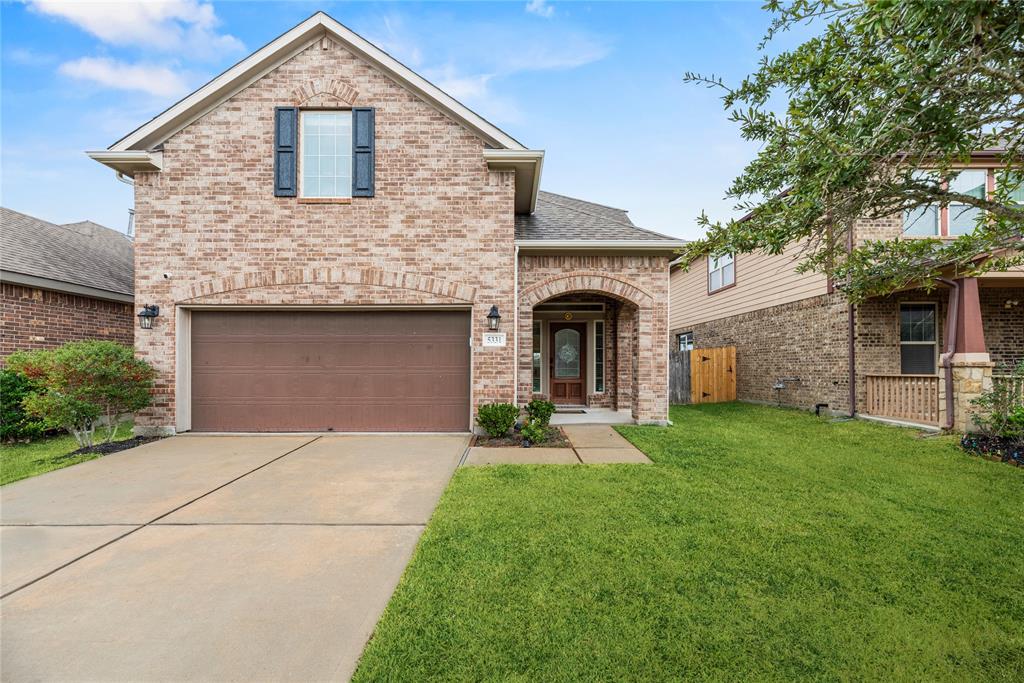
[525,399,556,429]
[0,369,45,442]
[476,402,519,438]
[6,341,156,448]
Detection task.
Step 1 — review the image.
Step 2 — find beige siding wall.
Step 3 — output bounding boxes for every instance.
[670,243,828,331]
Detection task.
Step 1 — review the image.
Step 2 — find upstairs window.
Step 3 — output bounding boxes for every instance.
[708,254,735,293]
[300,111,352,199]
[948,169,987,235]
[899,303,937,375]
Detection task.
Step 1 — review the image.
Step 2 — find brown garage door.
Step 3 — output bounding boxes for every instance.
[190,310,470,432]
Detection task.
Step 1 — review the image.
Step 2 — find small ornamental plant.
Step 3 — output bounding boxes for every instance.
[964,360,1024,465]
[0,368,45,442]
[475,402,520,438]
[6,341,156,448]
[525,399,556,429]
[520,419,545,447]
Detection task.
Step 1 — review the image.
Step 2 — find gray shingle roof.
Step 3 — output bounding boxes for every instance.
[1,207,134,296]
[515,191,682,243]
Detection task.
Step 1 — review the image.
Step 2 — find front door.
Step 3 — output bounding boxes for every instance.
[550,322,586,404]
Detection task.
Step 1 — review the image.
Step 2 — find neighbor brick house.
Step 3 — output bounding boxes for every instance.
[88,12,680,434]
[670,154,1023,431]
[1,208,134,360]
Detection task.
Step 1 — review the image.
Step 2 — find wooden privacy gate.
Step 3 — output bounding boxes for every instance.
[669,346,736,405]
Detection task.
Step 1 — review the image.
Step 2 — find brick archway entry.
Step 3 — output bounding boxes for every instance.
[519,274,664,423]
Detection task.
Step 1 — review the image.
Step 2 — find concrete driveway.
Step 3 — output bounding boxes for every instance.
[1,433,468,682]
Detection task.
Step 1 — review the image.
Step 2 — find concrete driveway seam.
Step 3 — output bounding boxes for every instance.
[0,435,322,600]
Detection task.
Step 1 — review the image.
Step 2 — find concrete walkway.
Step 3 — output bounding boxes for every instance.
[1,433,468,682]
[463,425,651,466]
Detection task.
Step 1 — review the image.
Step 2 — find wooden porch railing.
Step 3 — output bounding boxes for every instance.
[993,374,1024,400]
[865,374,941,425]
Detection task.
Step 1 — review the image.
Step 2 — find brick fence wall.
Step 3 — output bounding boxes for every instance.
[1,283,133,360]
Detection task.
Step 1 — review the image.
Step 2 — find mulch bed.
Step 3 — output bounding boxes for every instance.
[472,426,571,449]
[64,435,167,459]
[960,434,1023,467]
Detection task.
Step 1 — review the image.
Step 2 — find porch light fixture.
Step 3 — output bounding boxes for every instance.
[486,305,502,331]
[137,304,160,329]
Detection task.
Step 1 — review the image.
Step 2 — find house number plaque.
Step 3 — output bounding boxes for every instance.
[483,332,507,347]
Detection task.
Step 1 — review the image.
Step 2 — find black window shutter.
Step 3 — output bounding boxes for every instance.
[274,107,297,197]
[352,107,375,197]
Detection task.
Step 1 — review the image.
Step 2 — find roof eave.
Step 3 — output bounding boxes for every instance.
[86,150,163,177]
[1,270,134,303]
[516,239,684,255]
[484,149,544,214]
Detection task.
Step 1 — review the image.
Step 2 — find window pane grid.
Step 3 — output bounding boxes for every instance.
[708,253,734,292]
[899,304,937,374]
[594,321,604,393]
[301,111,352,198]
[532,322,541,393]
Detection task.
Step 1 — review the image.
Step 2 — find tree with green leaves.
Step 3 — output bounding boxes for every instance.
[683,0,1024,301]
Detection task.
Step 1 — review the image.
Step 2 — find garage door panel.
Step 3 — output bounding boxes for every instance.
[190,311,470,432]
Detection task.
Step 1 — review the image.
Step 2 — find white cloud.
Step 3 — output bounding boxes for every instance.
[525,0,555,18]
[6,47,58,66]
[58,57,190,97]
[28,0,243,60]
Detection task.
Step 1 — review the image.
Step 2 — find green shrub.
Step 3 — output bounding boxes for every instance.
[0,368,45,441]
[476,402,519,438]
[520,419,545,445]
[6,341,156,448]
[525,399,556,429]
[969,360,1024,442]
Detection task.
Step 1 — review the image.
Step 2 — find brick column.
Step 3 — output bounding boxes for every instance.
[615,306,635,411]
[633,306,669,424]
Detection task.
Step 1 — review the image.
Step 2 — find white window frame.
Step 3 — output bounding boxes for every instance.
[532,320,543,394]
[708,253,735,293]
[899,302,938,376]
[677,332,694,352]
[299,109,353,200]
[593,320,605,394]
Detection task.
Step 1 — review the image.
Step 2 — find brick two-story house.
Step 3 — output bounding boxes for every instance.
[670,153,1023,431]
[88,12,681,435]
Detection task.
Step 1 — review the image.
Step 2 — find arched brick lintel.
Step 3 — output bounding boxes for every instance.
[520,272,653,309]
[178,267,478,303]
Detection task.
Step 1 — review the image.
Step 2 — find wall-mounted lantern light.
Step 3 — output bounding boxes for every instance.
[137,304,160,329]
[486,305,501,331]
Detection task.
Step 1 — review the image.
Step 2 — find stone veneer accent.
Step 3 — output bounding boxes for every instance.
[1,283,133,361]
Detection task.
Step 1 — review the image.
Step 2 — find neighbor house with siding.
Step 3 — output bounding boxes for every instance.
[1,207,134,360]
[670,154,1023,431]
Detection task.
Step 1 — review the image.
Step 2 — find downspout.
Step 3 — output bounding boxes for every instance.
[513,244,520,407]
[936,277,960,430]
[846,222,856,417]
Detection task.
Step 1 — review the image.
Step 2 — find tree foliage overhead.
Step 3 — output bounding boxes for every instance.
[683,0,1024,301]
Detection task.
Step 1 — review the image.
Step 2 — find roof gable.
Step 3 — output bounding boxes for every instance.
[108,12,525,152]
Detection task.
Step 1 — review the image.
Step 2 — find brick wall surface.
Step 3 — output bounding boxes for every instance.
[1,284,133,360]
[518,255,670,422]
[981,287,1024,367]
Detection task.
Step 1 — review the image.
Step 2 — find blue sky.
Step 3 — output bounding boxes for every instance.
[1,1,790,239]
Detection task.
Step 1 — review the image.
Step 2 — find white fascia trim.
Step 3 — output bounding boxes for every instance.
[516,239,686,251]
[108,12,524,153]
[86,150,163,176]
[484,149,544,214]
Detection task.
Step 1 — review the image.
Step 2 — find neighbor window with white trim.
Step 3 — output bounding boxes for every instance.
[903,171,940,235]
[899,303,937,375]
[532,321,542,393]
[300,110,352,198]
[948,169,987,235]
[708,253,735,292]
[677,332,694,351]
[593,320,605,393]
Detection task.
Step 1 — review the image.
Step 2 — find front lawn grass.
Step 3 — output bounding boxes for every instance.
[0,423,133,486]
[354,403,1024,682]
